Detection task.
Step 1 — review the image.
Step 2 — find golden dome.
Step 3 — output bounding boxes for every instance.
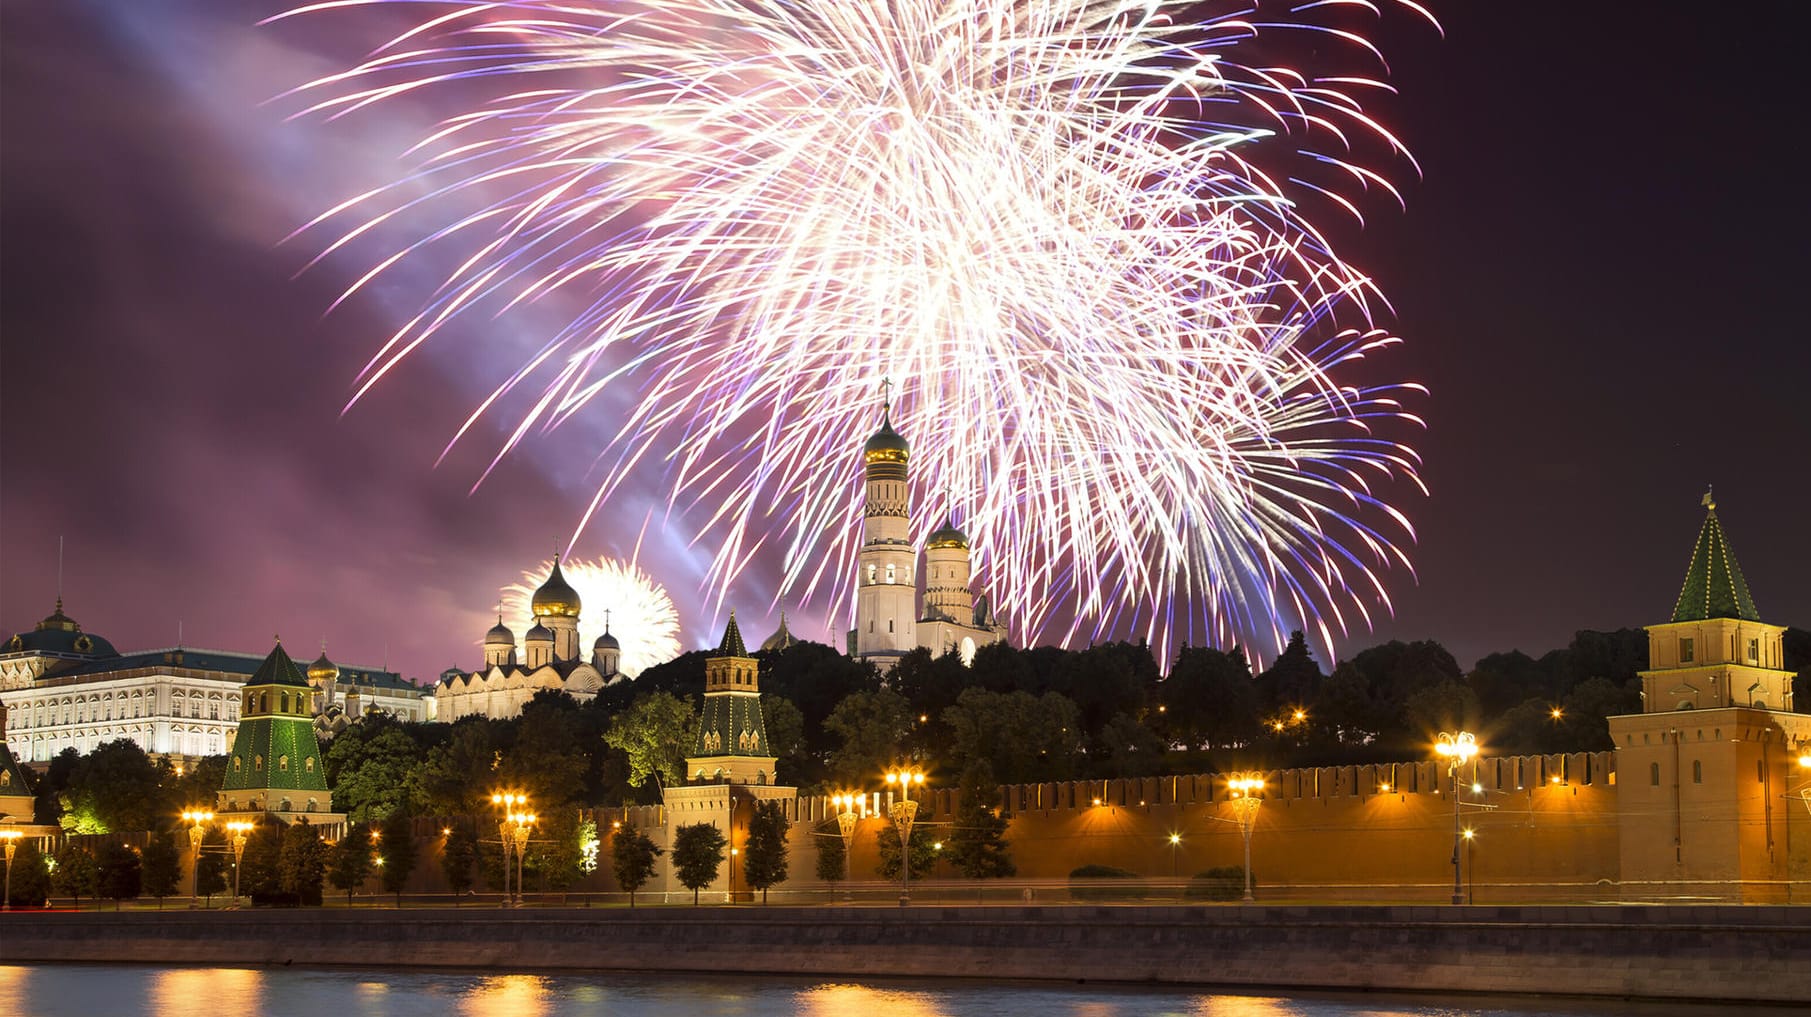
[531,558,582,618]
[306,650,340,686]
[863,411,909,464]
[926,520,968,551]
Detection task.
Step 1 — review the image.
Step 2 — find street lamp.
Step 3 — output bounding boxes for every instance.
[1168,832,1181,881]
[181,809,214,909]
[884,767,926,906]
[506,810,536,906]
[0,828,21,912]
[1225,773,1263,902]
[492,792,527,904]
[1462,827,1476,904]
[225,821,254,907]
[1435,730,1479,905]
[831,793,865,888]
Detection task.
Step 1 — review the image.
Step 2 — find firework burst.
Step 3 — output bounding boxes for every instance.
[277,0,1435,660]
[502,556,680,676]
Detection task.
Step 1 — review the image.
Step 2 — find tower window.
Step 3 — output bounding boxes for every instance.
[867,564,877,584]
[1679,638,1694,663]
[1747,638,1759,663]
[1649,762,1660,786]
[886,564,896,584]
[888,620,894,633]
[1691,760,1702,784]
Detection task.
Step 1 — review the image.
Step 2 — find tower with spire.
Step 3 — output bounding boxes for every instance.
[1608,491,1809,902]
[686,612,776,785]
[217,640,342,829]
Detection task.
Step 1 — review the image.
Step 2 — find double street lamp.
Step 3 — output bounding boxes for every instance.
[1225,773,1264,902]
[181,809,214,908]
[225,821,254,907]
[831,793,865,888]
[884,767,925,906]
[1435,731,1479,905]
[505,810,536,906]
[491,792,528,905]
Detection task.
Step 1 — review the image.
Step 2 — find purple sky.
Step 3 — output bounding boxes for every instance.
[4,2,1807,685]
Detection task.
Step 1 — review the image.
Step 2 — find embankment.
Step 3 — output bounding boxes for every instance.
[4,904,1806,1003]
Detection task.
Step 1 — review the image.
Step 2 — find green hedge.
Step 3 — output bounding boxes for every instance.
[1184,866,1254,901]
[1068,865,1145,901]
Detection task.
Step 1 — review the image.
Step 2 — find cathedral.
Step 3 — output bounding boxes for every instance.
[849,395,1008,670]
[433,557,625,721]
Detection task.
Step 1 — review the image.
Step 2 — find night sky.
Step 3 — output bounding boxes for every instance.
[4,2,1807,686]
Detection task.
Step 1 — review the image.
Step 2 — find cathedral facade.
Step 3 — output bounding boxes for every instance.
[433,558,624,721]
[848,399,1007,670]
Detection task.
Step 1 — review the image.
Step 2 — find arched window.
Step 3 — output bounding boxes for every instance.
[304,756,315,773]
[1691,761,1702,784]
[1648,762,1660,786]
[886,563,896,584]
[279,754,290,772]
[233,755,243,772]
[867,564,877,584]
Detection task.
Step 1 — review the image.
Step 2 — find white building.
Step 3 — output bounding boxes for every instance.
[849,396,1008,670]
[432,557,624,721]
[0,599,430,765]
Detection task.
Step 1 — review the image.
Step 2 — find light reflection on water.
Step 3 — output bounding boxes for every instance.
[0,964,1746,1017]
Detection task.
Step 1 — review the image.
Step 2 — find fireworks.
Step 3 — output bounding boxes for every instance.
[277,1,1434,659]
[502,556,680,677]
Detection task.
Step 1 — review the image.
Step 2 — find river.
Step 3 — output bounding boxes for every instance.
[0,965,1759,1017]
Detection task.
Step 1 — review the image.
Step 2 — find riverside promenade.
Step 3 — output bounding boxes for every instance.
[4,904,1808,1004]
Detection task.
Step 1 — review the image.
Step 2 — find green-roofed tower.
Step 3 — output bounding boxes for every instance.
[1670,489,1761,623]
[1607,490,1808,901]
[685,611,776,785]
[217,640,342,826]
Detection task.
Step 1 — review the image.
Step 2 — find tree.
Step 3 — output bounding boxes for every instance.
[874,823,938,882]
[602,691,698,792]
[326,725,422,824]
[1097,712,1167,778]
[1553,677,1641,751]
[528,809,587,893]
[1257,631,1324,716]
[328,823,375,904]
[6,841,52,908]
[814,825,846,887]
[743,799,790,903]
[441,821,478,901]
[1160,646,1258,751]
[58,739,171,834]
[610,827,662,907]
[942,688,1082,783]
[141,833,184,905]
[407,721,499,817]
[278,820,328,906]
[760,694,810,787]
[823,689,916,786]
[947,761,1014,879]
[51,843,99,905]
[1403,681,1481,738]
[195,826,230,903]
[378,811,418,904]
[671,822,727,904]
[500,694,590,809]
[97,842,143,907]
[237,820,285,901]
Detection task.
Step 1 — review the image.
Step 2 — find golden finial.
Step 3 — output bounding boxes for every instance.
[1702,486,1715,511]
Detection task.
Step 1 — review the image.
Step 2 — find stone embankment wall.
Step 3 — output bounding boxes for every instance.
[5,905,1807,1004]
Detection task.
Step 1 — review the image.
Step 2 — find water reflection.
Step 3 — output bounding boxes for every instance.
[796,982,955,1017]
[151,966,263,1017]
[456,974,552,1017]
[0,964,1743,1017]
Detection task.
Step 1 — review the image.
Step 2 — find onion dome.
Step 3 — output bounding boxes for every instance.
[926,518,968,551]
[525,621,554,644]
[306,648,340,686]
[863,411,909,464]
[531,558,582,618]
[760,611,798,653]
[485,616,516,646]
[594,629,620,652]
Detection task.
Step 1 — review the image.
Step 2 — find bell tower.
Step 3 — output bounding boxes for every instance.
[851,382,917,668]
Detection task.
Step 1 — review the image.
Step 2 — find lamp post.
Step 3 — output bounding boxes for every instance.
[832,794,864,889]
[225,821,254,907]
[1168,832,1181,881]
[181,809,214,909]
[506,810,536,906]
[492,792,527,905]
[1435,731,1479,905]
[0,828,21,912]
[1226,773,1263,902]
[884,767,925,906]
[1463,828,1476,904]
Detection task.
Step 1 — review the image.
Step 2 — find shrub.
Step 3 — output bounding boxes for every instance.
[1067,864,1143,902]
[1185,866,1255,901]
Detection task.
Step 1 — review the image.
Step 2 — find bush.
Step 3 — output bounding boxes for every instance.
[1067,864,1144,901]
[1185,866,1255,901]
